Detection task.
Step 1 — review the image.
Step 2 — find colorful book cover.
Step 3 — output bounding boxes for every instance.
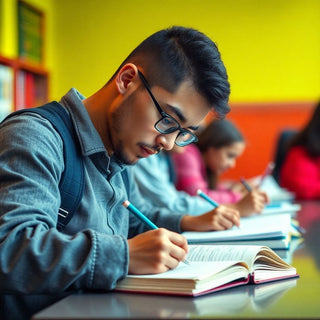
[18,1,44,64]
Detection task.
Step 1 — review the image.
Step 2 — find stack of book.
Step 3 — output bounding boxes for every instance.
[184,176,303,261]
[183,213,293,250]
[0,64,14,121]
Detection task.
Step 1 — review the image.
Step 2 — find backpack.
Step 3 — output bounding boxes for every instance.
[1,102,85,231]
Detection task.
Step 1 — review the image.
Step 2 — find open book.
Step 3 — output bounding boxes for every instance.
[182,213,292,249]
[115,245,298,297]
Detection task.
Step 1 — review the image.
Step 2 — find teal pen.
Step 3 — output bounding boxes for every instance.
[123,200,190,265]
[197,189,240,229]
[197,189,219,208]
[123,200,158,229]
[240,177,252,192]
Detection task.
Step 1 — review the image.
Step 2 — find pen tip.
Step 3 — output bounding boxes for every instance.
[196,189,202,195]
[123,200,130,207]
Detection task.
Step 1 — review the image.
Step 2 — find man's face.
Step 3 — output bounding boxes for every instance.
[110,78,211,165]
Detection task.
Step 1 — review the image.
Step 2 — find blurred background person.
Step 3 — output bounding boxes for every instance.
[172,119,269,216]
[280,101,320,200]
[133,148,241,231]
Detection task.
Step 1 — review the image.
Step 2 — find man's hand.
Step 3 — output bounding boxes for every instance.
[128,228,188,274]
[180,205,240,232]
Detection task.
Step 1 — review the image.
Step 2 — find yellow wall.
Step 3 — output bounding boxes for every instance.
[2,0,320,103]
[51,0,320,103]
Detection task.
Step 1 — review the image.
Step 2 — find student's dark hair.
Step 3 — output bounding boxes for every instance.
[195,119,243,189]
[197,119,244,153]
[114,26,230,119]
[290,101,320,157]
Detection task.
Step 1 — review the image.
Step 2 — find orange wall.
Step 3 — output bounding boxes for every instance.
[220,102,316,180]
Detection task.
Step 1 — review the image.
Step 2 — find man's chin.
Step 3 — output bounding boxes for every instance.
[114,148,153,166]
[127,154,155,166]
[128,158,139,165]
[119,158,137,166]
[113,151,135,166]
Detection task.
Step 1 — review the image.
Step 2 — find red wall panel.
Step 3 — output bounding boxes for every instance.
[218,101,316,180]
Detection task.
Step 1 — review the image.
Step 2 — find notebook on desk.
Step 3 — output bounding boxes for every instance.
[262,202,301,216]
[183,213,292,250]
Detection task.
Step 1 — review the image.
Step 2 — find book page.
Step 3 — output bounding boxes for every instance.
[124,261,244,280]
[187,245,264,270]
[187,245,296,282]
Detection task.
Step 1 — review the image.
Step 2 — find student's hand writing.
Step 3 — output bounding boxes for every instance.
[230,189,269,217]
[127,228,188,275]
[229,177,258,196]
[180,205,240,232]
[229,180,255,196]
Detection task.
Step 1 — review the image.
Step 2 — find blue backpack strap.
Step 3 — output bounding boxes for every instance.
[2,102,85,231]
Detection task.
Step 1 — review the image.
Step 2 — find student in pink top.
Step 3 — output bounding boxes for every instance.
[172,119,269,216]
[280,101,320,200]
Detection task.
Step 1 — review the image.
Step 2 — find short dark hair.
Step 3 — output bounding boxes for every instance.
[117,26,230,119]
[197,119,244,153]
[291,101,320,157]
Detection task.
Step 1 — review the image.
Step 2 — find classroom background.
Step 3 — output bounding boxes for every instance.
[1,0,319,179]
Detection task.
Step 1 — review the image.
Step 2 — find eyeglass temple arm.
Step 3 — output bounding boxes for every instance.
[138,71,164,116]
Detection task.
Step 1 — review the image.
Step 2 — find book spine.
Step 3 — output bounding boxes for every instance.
[0,64,14,120]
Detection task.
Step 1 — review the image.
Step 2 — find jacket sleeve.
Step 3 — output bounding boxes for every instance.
[0,114,128,294]
[133,153,213,215]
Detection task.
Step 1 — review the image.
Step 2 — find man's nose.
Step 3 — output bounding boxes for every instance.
[156,132,178,151]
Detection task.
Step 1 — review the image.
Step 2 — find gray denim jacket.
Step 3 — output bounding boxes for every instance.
[0,88,183,294]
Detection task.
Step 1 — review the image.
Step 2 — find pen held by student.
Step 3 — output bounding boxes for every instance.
[258,162,275,187]
[197,189,219,208]
[123,200,158,229]
[240,178,252,192]
[122,200,190,265]
[197,189,240,229]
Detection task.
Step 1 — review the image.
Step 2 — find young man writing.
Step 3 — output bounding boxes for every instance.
[0,26,239,294]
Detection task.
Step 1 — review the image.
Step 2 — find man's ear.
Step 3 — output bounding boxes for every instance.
[116,63,139,94]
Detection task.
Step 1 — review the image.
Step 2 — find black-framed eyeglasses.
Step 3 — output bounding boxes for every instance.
[138,71,198,147]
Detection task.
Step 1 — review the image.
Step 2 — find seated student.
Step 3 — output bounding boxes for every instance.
[172,119,269,216]
[0,26,240,294]
[134,150,238,230]
[280,101,320,200]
